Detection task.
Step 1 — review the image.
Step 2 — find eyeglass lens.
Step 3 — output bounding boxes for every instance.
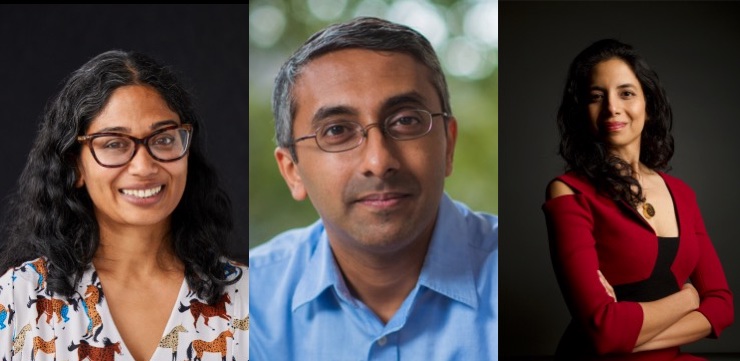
[317,109,433,152]
[90,128,191,166]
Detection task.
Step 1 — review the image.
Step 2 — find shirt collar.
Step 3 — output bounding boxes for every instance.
[291,193,478,312]
[292,227,347,312]
[418,193,478,308]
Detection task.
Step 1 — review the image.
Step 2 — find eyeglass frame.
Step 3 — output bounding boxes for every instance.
[289,109,449,155]
[76,123,193,168]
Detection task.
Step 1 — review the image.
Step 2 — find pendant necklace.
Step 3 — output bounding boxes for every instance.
[637,170,655,219]
[642,198,655,219]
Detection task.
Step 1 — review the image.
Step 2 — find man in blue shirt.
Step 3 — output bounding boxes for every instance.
[250,17,498,360]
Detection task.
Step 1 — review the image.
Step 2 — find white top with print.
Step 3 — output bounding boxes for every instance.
[0,258,248,360]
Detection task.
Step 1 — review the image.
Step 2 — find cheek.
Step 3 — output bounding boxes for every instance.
[169,162,189,190]
[587,104,600,122]
[301,157,343,191]
[81,169,120,203]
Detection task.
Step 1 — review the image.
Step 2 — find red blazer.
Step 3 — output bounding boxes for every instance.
[543,171,733,357]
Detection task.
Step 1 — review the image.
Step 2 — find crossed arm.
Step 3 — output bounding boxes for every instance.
[544,179,732,355]
[597,270,711,352]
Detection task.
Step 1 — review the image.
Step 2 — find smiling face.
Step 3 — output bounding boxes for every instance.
[76,85,188,233]
[587,58,647,155]
[275,48,457,255]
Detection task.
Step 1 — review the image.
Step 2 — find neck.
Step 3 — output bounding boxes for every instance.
[609,144,654,179]
[93,220,182,279]
[610,143,641,171]
[329,222,435,324]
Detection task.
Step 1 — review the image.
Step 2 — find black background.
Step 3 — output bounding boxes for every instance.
[0,5,248,264]
[500,1,740,358]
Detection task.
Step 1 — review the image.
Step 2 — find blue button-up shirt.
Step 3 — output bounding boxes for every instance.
[249,194,498,360]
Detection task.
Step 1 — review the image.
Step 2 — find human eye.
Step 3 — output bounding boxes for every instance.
[150,133,176,147]
[387,110,426,136]
[588,92,604,103]
[319,122,358,145]
[322,123,353,137]
[95,136,132,153]
[620,90,636,98]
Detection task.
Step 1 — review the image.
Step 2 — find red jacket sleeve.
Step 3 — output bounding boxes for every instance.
[685,191,734,337]
[544,194,644,354]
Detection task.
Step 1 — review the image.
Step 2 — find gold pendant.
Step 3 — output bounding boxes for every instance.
[643,202,655,219]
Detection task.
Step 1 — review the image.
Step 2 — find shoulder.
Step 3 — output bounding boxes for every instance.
[545,171,596,199]
[0,257,47,287]
[249,219,324,270]
[547,179,575,200]
[449,195,497,223]
[0,258,49,305]
[659,172,695,195]
[219,258,248,285]
[219,258,248,315]
[443,195,497,252]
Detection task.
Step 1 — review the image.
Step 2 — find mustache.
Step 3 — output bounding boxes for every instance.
[343,174,419,201]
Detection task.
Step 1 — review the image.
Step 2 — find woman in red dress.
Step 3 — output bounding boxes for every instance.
[544,39,733,360]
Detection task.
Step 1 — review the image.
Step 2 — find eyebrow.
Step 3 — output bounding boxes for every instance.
[311,106,357,127]
[590,84,638,91]
[382,91,429,110]
[93,119,180,134]
[309,91,430,126]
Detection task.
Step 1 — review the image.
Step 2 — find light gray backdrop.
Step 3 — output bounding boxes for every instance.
[500,1,740,358]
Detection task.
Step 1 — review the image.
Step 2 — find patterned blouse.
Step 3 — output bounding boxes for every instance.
[0,257,248,360]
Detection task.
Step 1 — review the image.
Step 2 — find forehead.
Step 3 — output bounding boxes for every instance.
[292,49,438,120]
[89,85,179,131]
[590,58,640,86]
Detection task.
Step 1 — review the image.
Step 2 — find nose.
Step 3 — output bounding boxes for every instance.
[606,92,621,116]
[127,144,159,176]
[359,124,400,179]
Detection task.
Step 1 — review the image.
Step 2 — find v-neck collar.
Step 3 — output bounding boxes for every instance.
[618,171,681,238]
[80,264,188,361]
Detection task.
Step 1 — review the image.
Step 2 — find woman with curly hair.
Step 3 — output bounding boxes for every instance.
[543,39,733,360]
[0,50,247,360]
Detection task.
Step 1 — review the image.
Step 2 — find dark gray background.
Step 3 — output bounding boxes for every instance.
[0,5,248,264]
[500,1,740,358]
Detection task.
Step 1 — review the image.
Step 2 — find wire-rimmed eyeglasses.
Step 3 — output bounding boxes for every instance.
[77,124,193,168]
[291,109,448,153]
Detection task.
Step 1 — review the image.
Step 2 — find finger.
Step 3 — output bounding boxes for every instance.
[597,270,617,302]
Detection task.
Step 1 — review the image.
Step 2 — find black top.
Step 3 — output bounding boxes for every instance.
[613,236,681,302]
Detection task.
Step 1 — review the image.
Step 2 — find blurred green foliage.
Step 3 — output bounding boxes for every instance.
[249,0,497,249]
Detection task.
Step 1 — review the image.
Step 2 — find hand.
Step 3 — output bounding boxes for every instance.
[598,270,617,302]
[681,283,700,310]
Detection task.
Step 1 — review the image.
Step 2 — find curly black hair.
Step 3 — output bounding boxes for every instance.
[557,39,674,207]
[0,50,234,304]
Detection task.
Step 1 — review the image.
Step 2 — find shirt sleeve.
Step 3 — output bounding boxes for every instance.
[688,195,734,337]
[230,265,249,360]
[0,267,15,358]
[543,194,644,355]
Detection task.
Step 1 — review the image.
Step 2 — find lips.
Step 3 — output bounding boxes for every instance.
[354,192,411,208]
[604,122,626,132]
[119,185,163,199]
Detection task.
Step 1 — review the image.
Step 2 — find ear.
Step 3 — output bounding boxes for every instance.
[275,147,307,201]
[444,116,458,177]
[75,161,85,188]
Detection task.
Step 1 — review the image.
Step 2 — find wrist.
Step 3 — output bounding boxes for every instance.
[680,287,699,311]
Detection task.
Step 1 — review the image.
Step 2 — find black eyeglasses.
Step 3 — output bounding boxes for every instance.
[77,124,193,168]
[291,109,448,153]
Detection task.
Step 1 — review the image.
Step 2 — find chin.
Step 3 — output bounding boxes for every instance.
[356,225,419,250]
[120,213,172,227]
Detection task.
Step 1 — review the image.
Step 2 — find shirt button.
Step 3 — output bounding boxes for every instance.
[377,336,388,346]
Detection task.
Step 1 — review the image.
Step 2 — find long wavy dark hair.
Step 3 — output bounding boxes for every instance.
[0,50,234,304]
[557,39,674,207]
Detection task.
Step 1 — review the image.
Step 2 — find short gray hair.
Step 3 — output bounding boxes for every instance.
[272,16,451,160]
